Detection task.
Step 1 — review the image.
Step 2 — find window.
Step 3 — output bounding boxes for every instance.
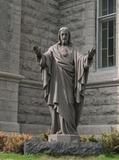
[97,0,116,68]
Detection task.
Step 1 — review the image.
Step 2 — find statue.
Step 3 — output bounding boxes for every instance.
[33,27,95,134]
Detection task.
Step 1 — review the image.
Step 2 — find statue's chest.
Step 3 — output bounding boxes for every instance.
[57,46,74,63]
[59,47,70,57]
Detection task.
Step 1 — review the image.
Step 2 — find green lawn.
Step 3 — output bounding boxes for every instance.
[0,153,119,160]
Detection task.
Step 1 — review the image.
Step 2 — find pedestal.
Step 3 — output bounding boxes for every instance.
[48,134,80,145]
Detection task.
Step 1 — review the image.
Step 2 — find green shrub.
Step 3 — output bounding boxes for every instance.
[101,131,119,153]
[39,132,49,141]
[80,135,98,143]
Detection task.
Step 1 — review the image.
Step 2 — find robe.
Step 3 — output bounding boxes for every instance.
[40,43,92,134]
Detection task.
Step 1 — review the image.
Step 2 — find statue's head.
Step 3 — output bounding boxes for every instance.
[58,27,72,45]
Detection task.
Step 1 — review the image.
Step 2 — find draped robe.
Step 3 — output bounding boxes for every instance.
[40,43,92,134]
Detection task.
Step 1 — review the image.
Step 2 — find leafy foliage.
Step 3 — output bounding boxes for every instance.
[39,132,49,141]
[101,131,119,153]
[0,131,32,153]
[1,130,119,154]
[80,135,99,143]
[0,131,7,151]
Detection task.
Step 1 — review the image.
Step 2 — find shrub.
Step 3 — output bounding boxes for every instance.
[0,131,32,153]
[39,132,50,141]
[101,131,119,153]
[0,131,7,151]
[80,135,98,143]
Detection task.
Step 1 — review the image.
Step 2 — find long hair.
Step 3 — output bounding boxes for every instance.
[58,27,72,45]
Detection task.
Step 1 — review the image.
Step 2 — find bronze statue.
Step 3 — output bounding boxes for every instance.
[33,27,95,134]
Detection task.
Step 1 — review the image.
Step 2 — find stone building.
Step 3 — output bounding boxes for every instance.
[0,0,118,135]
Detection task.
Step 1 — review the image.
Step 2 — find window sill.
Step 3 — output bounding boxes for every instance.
[87,66,119,87]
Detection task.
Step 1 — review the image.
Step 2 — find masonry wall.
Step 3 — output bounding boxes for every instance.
[79,84,119,135]
[18,0,59,134]
[59,0,95,54]
[0,0,22,132]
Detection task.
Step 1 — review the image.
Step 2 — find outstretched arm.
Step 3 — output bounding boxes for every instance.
[33,45,53,69]
[33,45,47,68]
[33,46,42,62]
[88,48,96,61]
[83,48,96,69]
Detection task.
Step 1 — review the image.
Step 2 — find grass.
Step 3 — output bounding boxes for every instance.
[0,153,119,160]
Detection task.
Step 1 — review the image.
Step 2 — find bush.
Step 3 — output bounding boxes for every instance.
[0,131,7,151]
[0,131,32,153]
[0,130,119,154]
[80,135,98,143]
[39,132,49,141]
[101,131,119,153]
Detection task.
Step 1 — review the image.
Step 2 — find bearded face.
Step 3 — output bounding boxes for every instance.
[58,27,71,45]
[59,30,69,45]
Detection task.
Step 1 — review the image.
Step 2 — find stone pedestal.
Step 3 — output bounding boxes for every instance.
[48,134,80,145]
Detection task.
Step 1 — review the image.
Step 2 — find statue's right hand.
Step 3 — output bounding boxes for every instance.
[33,46,42,59]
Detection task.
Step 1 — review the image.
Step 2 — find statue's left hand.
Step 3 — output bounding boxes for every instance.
[33,45,42,60]
[88,48,96,60]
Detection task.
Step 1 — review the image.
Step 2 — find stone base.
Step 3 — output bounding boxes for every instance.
[24,139,103,155]
[48,134,80,145]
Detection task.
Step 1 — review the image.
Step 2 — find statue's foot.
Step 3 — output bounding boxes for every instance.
[50,130,57,134]
[56,130,62,134]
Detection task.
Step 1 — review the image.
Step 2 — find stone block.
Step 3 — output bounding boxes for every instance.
[48,134,80,145]
[20,123,49,134]
[0,111,18,122]
[77,124,119,135]
[0,121,19,132]
[18,113,51,125]
[0,100,18,112]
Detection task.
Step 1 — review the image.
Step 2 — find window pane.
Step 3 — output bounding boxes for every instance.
[108,0,116,14]
[109,39,113,55]
[109,20,113,37]
[108,19,116,58]
[99,0,116,16]
[100,0,107,16]
[109,0,113,14]
[102,49,107,67]
[109,56,114,66]
[113,0,116,13]
[102,21,107,30]
[102,31,107,48]
[102,22,107,48]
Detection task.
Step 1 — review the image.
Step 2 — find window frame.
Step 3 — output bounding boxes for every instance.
[96,0,116,69]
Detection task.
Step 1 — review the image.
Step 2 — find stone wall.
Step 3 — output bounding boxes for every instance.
[59,0,95,54]
[77,83,119,135]
[18,0,59,134]
[0,0,22,132]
